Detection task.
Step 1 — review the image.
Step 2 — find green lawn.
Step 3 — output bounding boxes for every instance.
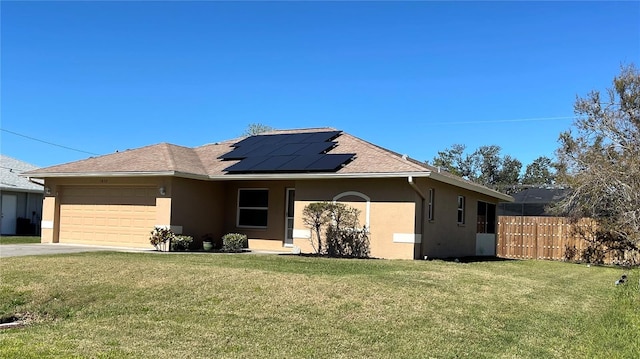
[1,253,638,358]
[0,236,41,245]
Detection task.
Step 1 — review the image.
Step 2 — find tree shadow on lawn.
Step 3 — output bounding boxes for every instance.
[278,253,516,263]
[432,256,517,263]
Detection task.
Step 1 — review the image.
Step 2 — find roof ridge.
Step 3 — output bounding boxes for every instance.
[163,143,208,174]
[159,143,177,171]
[261,127,338,135]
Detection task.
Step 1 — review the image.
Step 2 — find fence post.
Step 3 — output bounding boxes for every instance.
[534,218,539,260]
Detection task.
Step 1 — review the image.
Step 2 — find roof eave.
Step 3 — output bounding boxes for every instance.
[22,171,210,181]
[208,171,434,180]
[427,171,514,202]
[23,170,513,201]
[0,186,44,194]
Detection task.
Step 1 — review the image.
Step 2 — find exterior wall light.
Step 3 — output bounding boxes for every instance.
[45,187,52,195]
[159,186,166,196]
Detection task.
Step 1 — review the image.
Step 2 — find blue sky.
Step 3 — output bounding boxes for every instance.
[2,1,639,169]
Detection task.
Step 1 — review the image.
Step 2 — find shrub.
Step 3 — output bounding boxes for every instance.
[222,233,247,253]
[581,244,606,265]
[326,225,370,258]
[303,202,371,258]
[564,245,578,262]
[149,227,175,251]
[171,235,193,252]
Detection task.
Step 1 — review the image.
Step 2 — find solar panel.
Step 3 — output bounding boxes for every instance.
[249,156,297,171]
[304,154,355,171]
[293,142,335,155]
[268,143,310,156]
[274,154,325,172]
[224,156,271,172]
[220,145,259,160]
[221,131,353,173]
[240,143,290,158]
[230,135,266,149]
[305,131,341,143]
[284,133,316,144]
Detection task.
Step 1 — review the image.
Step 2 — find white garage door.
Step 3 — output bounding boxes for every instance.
[59,186,157,248]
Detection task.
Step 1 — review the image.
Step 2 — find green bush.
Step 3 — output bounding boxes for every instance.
[302,202,371,258]
[222,233,247,253]
[171,235,193,252]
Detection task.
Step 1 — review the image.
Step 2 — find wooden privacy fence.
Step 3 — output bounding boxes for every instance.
[497,216,604,262]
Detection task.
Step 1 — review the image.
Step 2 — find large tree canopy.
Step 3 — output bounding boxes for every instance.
[522,156,557,186]
[429,144,523,194]
[554,64,640,262]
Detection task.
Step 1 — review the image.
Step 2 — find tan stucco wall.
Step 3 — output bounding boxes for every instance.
[41,195,59,243]
[39,175,502,258]
[292,178,421,260]
[221,180,295,250]
[170,177,225,242]
[414,177,500,258]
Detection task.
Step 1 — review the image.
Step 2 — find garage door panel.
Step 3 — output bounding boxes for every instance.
[59,186,157,248]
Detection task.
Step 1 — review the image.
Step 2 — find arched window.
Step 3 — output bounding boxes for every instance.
[332,191,370,228]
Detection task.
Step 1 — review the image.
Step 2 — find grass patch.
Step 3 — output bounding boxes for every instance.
[0,236,40,245]
[1,252,638,358]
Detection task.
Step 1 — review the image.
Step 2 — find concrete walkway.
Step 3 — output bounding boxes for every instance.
[0,243,152,258]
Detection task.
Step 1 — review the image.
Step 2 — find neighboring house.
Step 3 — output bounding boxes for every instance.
[1,155,44,235]
[498,187,569,217]
[25,128,513,259]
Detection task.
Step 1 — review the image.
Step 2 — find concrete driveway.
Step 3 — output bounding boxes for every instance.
[0,243,152,258]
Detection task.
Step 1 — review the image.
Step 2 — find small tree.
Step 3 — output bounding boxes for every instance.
[302,202,331,254]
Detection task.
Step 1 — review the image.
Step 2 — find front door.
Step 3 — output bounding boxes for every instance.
[284,188,295,246]
[1,194,18,235]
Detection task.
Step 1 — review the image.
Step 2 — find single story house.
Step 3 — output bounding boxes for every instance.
[1,155,44,235]
[25,128,513,259]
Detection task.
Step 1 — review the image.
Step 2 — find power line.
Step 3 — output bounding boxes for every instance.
[428,116,578,126]
[1,128,99,156]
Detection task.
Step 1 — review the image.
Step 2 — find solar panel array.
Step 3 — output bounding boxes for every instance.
[220,131,355,173]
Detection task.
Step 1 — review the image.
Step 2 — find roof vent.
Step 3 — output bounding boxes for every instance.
[402,154,408,160]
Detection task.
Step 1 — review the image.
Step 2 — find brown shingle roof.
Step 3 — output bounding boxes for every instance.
[25,128,512,201]
[25,129,438,176]
[26,128,455,178]
[29,143,208,176]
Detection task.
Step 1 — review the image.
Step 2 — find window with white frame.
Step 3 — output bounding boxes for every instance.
[457,195,465,224]
[237,189,269,228]
[428,188,435,221]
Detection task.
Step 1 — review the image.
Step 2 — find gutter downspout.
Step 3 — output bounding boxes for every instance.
[408,176,426,259]
[28,178,45,187]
